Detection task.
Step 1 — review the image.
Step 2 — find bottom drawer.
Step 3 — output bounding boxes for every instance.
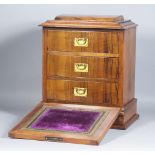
[46,79,118,106]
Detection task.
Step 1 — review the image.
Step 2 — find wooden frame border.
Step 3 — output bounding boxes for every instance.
[9,102,120,145]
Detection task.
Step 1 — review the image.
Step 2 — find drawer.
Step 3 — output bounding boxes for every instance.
[47,51,119,80]
[46,29,120,53]
[46,79,118,106]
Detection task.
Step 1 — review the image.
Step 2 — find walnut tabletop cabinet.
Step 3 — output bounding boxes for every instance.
[9,15,139,145]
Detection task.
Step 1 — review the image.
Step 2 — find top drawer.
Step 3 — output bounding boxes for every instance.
[45,29,121,53]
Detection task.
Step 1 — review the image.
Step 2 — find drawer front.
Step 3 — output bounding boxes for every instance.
[47,52,119,79]
[46,30,120,53]
[46,79,118,106]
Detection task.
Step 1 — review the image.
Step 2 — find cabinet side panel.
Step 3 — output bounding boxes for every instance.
[123,28,136,105]
[42,29,48,101]
[117,31,124,107]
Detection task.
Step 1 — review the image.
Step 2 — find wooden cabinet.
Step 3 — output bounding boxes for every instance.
[9,15,139,145]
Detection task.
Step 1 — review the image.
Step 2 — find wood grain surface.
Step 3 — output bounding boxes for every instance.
[47,51,119,79]
[46,79,118,107]
[46,29,120,53]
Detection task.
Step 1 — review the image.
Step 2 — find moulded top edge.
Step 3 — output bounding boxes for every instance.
[40,15,137,30]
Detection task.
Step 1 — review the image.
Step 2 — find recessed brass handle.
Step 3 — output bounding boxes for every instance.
[74,63,88,72]
[74,87,87,97]
[74,38,88,47]
[45,137,63,142]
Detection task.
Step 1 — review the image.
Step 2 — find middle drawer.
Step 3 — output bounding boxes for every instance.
[47,51,119,80]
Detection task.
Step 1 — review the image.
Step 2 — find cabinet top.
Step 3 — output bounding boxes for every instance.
[40,14,137,30]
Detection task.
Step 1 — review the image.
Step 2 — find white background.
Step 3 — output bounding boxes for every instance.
[0,4,155,150]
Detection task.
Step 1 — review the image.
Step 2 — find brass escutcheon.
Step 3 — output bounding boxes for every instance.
[74,87,87,97]
[74,63,88,72]
[74,38,88,47]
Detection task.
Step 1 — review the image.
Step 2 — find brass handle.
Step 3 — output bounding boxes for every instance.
[74,38,88,47]
[74,87,87,97]
[45,137,63,142]
[74,63,88,72]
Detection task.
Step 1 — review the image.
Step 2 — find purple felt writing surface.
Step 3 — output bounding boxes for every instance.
[30,108,102,133]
